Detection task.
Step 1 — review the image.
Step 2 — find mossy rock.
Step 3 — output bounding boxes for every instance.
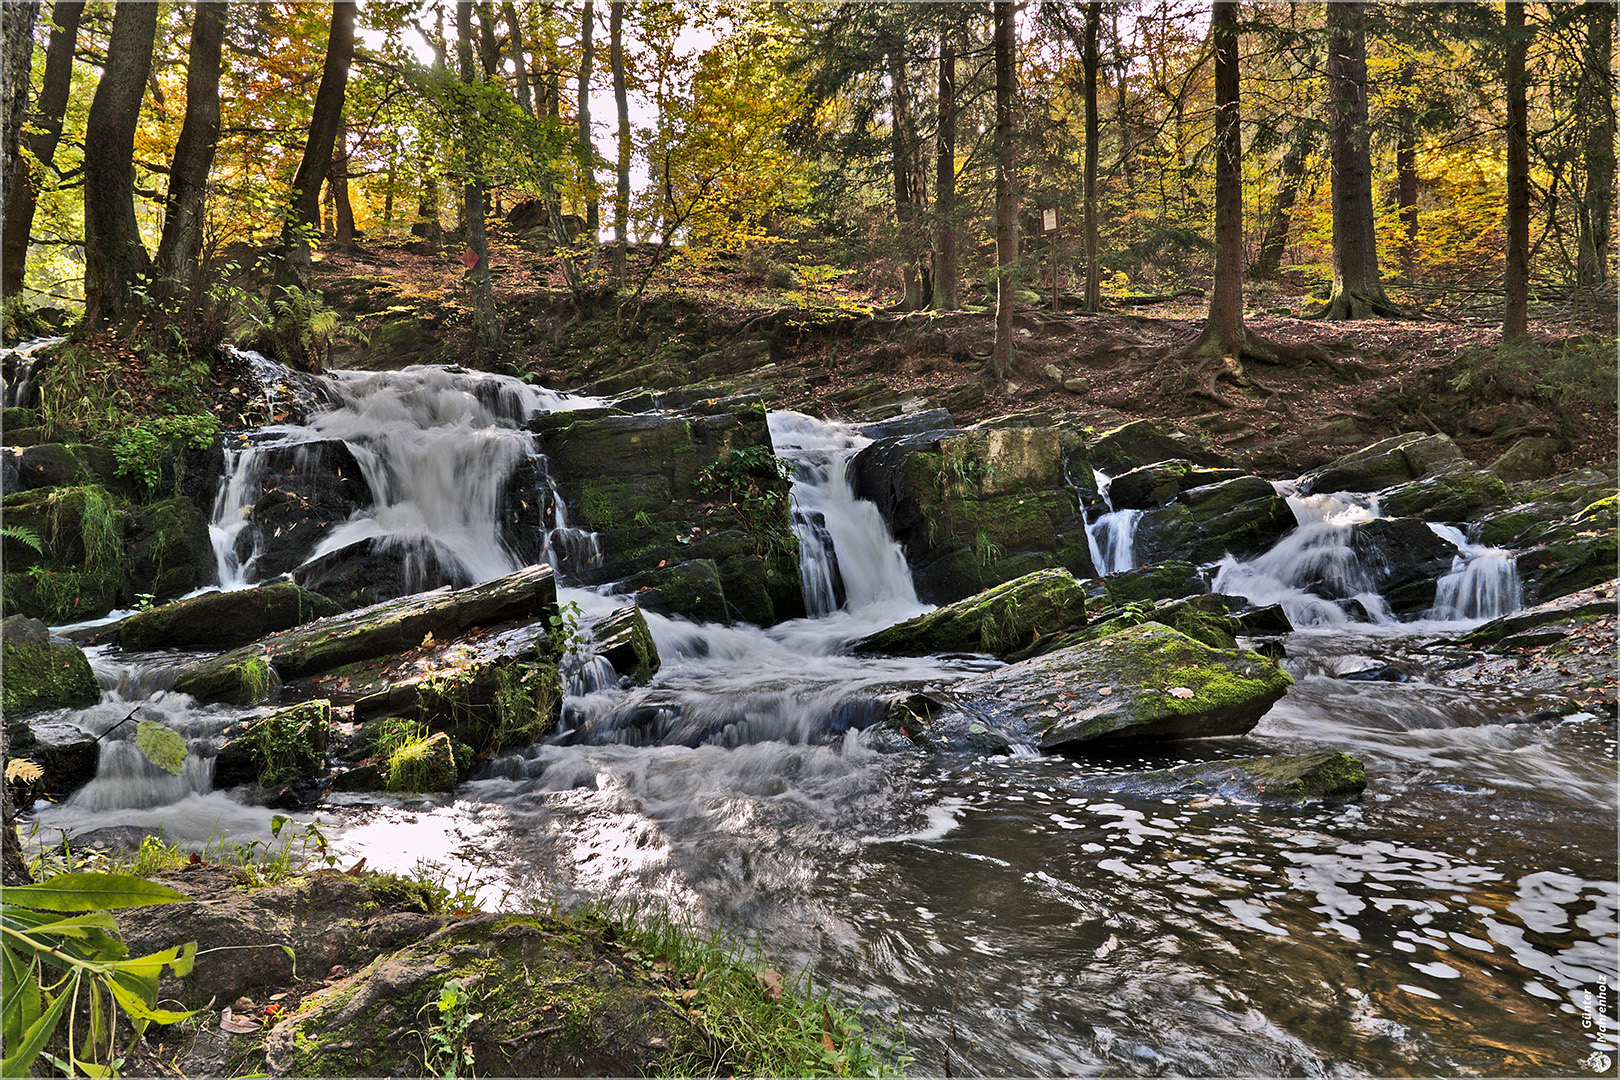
[213,700,332,788]
[855,567,1089,657]
[1024,593,1239,658]
[952,622,1292,751]
[172,649,273,706]
[120,581,343,651]
[1086,419,1230,476]
[593,605,660,684]
[1107,460,1246,510]
[1298,432,1467,495]
[614,559,730,624]
[123,496,216,603]
[0,616,99,714]
[413,657,561,755]
[1131,752,1367,803]
[1474,502,1568,548]
[7,444,132,497]
[263,913,707,1077]
[1517,531,1619,606]
[386,731,459,793]
[1489,436,1564,482]
[1102,560,1206,606]
[1,484,126,571]
[1377,471,1509,523]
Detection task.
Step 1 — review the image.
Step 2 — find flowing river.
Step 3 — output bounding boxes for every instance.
[20,359,1618,1076]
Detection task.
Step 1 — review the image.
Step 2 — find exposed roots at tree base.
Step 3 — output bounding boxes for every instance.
[1308,288,1405,321]
[1176,329,1326,415]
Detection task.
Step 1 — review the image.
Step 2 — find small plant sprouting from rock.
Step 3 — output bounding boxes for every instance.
[695,445,797,559]
[421,976,482,1078]
[547,598,585,658]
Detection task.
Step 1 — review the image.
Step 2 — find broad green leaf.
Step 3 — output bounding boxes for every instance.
[0,985,67,1078]
[15,912,120,938]
[135,720,188,776]
[115,942,198,980]
[106,976,193,1025]
[1,944,39,1045]
[3,873,185,912]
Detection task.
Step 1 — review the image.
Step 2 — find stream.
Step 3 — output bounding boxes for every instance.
[19,359,1618,1076]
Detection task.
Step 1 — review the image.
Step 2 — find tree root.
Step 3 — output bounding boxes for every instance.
[1308,288,1405,321]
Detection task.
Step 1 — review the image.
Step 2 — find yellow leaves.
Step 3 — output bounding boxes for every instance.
[5,759,43,784]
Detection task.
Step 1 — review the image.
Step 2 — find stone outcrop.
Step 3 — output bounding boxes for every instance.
[119,582,343,651]
[1120,752,1367,803]
[1298,432,1468,495]
[855,568,1089,657]
[1,615,99,714]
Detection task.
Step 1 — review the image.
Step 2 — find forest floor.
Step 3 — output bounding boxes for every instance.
[305,231,1618,478]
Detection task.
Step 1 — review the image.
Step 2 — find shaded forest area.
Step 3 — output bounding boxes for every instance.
[0,0,1615,470]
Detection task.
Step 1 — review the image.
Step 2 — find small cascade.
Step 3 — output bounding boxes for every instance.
[536,469,602,582]
[1426,523,1523,621]
[1213,488,1390,627]
[767,412,921,618]
[1,336,65,408]
[206,359,601,589]
[1085,470,1142,576]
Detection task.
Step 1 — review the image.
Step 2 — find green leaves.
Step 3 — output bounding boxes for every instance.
[2,873,196,1077]
[134,721,188,777]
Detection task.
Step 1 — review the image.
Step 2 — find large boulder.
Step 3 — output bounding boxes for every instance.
[1086,419,1231,476]
[0,615,99,714]
[119,581,343,651]
[1489,436,1564,482]
[1298,432,1468,495]
[851,426,1095,604]
[949,622,1292,751]
[1377,471,1509,523]
[211,699,333,808]
[1515,496,1618,605]
[612,559,731,624]
[5,717,98,806]
[1105,460,1246,510]
[592,604,660,684]
[855,568,1089,657]
[233,439,373,580]
[0,485,125,622]
[1174,475,1298,560]
[122,496,217,602]
[6,443,132,496]
[1347,518,1458,615]
[293,537,466,610]
[263,913,706,1078]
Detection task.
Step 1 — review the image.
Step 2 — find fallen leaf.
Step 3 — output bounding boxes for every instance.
[756,969,783,1002]
[219,1009,259,1035]
[421,631,436,648]
[1166,686,1196,698]
[1097,686,1113,696]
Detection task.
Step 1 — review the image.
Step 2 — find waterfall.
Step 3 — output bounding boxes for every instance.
[1,336,65,408]
[1085,470,1142,576]
[766,412,920,618]
[206,358,601,590]
[1426,523,1523,621]
[1212,488,1389,628]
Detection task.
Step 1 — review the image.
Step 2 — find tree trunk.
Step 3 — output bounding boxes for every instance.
[154,0,226,297]
[1503,0,1530,341]
[476,1,500,78]
[611,0,629,284]
[1187,0,1245,357]
[1082,0,1102,311]
[992,0,1017,383]
[503,0,535,117]
[578,0,597,254]
[83,0,158,327]
[1394,61,1419,284]
[1252,118,1318,280]
[2,0,82,298]
[1,718,32,887]
[457,0,501,354]
[1320,0,1395,320]
[280,1,355,282]
[931,17,959,311]
[1577,0,1615,288]
[330,118,356,249]
[1,0,38,221]
[889,35,924,310]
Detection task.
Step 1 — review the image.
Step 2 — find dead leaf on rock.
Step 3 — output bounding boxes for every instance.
[1166,686,1196,698]
[219,1008,259,1035]
[756,969,783,1002]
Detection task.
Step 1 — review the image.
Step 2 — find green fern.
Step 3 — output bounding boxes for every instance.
[2,524,44,556]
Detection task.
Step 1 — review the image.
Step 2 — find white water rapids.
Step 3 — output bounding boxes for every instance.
[18,358,1616,1076]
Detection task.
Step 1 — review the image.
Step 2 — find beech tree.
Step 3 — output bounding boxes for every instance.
[1503,0,1530,341]
[154,1,227,296]
[2,0,82,297]
[82,0,158,326]
[1575,0,1613,288]
[456,0,501,353]
[0,1,37,219]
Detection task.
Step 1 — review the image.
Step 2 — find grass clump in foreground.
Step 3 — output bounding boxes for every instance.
[601,902,910,1078]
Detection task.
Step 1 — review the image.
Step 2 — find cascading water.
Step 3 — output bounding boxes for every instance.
[1427,522,1523,620]
[1213,485,1395,627]
[1085,469,1142,576]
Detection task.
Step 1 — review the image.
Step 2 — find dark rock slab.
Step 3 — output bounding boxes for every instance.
[1087,419,1231,476]
[1298,432,1468,495]
[120,581,343,651]
[1124,752,1366,803]
[855,568,1089,657]
[593,605,660,684]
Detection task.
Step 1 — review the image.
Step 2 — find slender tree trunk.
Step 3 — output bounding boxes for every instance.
[154,0,226,297]
[1082,0,1101,311]
[1,1,38,221]
[1320,1,1395,319]
[1113,7,1131,179]
[1394,61,1419,284]
[992,0,1017,383]
[382,145,396,228]
[889,35,924,310]
[578,0,598,254]
[503,0,535,117]
[457,0,501,354]
[330,119,356,249]
[1252,118,1318,280]
[83,0,158,327]
[1503,0,1530,341]
[476,1,500,78]
[611,0,629,284]
[1577,0,1615,288]
[932,18,959,310]
[1188,0,1245,357]
[2,1,82,297]
[280,0,355,282]
[1,718,32,886]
